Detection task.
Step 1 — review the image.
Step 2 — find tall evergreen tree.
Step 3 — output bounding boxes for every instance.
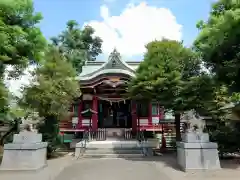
[194,0,240,97]
[0,0,46,78]
[20,47,80,155]
[0,0,46,139]
[51,20,102,73]
[128,40,215,141]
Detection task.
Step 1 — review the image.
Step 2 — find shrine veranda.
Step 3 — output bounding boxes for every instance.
[59,49,177,141]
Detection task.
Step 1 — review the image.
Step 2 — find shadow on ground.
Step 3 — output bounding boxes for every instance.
[0,146,3,164]
[48,151,69,160]
[111,150,240,171]
[121,152,183,171]
[220,157,240,169]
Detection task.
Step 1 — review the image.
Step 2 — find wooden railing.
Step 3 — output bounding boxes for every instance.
[124,128,132,140]
[86,128,107,141]
[95,128,107,141]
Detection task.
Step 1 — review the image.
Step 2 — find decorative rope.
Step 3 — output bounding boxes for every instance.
[94,95,130,103]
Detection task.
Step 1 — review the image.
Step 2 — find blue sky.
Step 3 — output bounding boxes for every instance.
[7,0,216,96]
[33,0,215,60]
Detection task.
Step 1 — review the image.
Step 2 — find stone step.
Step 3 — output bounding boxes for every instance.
[83,153,143,158]
[85,148,142,155]
[86,140,140,149]
[75,140,146,158]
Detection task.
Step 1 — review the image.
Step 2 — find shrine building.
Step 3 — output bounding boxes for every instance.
[60,49,175,140]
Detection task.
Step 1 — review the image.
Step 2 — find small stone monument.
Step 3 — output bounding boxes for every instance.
[177,110,221,171]
[0,124,48,171]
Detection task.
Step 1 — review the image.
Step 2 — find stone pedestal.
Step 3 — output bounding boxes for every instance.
[177,132,221,171]
[0,131,48,171]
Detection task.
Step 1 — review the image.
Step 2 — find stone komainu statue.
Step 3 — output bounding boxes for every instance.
[22,124,32,132]
[184,110,205,133]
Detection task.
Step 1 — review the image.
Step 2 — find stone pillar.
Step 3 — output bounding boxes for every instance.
[177,132,221,171]
[131,101,137,132]
[0,131,48,171]
[92,96,98,131]
[148,102,152,126]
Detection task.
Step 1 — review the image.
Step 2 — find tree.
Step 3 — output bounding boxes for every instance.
[0,0,46,78]
[51,20,102,73]
[20,47,80,155]
[194,0,240,95]
[128,39,215,141]
[0,0,46,132]
[21,47,80,117]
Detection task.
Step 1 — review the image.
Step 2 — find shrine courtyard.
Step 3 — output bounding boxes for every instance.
[1,154,240,180]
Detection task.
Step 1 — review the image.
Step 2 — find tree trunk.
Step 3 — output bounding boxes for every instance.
[174,112,181,142]
[37,115,60,158]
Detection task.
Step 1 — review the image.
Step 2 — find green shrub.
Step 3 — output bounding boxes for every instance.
[209,125,240,158]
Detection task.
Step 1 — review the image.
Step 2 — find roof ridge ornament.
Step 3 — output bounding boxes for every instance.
[108,48,121,67]
[110,48,120,58]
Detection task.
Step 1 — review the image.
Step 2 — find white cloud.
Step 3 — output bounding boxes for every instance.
[4,66,35,97]
[5,2,182,96]
[86,2,182,57]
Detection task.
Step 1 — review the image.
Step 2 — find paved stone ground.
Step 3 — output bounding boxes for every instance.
[54,158,172,180]
[150,154,240,180]
[0,153,74,180]
[54,156,240,180]
[1,153,240,180]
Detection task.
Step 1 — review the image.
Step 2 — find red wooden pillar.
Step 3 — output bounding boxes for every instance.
[148,102,152,126]
[131,101,137,132]
[92,96,98,131]
[77,101,82,129]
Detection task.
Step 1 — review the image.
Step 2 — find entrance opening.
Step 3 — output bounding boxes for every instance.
[98,100,132,128]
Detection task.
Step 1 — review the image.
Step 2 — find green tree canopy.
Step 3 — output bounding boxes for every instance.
[128,39,216,140]
[51,20,102,73]
[194,0,240,93]
[128,40,209,110]
[0,0,46,78]
[20,47,80,118]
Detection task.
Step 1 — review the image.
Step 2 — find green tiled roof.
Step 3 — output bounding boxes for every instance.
[77,49,141,81]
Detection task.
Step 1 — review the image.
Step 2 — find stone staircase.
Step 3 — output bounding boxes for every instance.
[75,140,144,158]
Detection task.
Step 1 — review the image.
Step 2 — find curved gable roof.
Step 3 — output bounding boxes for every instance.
[77,49,136,81]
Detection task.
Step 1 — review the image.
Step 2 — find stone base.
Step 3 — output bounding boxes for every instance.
[0,142,48,171]
[182,132,209,143]
[177,141,221,171]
